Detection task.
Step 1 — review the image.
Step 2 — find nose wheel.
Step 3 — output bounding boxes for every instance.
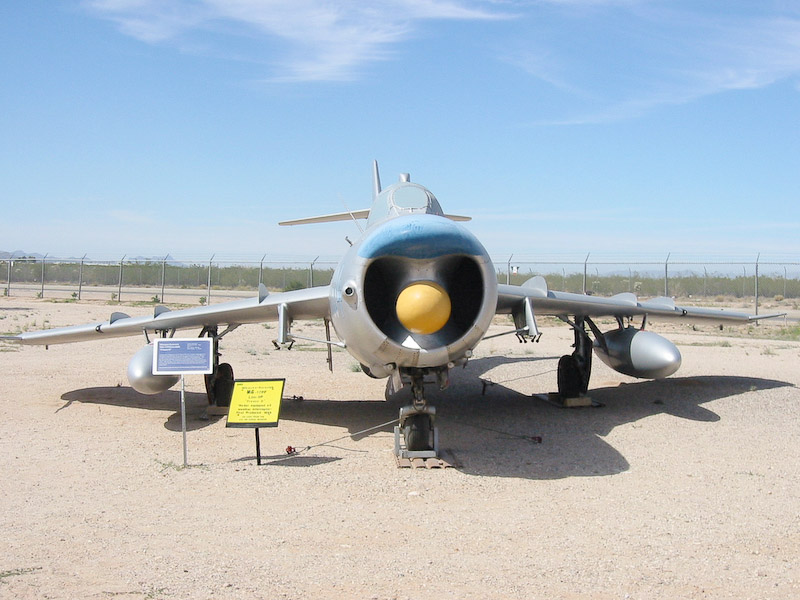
[394,372,439,458]
[395,405,438,457]
[402,411,435,452]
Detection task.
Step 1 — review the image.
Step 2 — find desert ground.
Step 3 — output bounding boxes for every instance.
[2,296,799,599]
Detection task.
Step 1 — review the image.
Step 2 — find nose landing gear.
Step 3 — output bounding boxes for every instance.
[394,369,441,459]
[396,405,438,456]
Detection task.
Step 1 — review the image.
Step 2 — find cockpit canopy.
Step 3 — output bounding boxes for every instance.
[367,178,445,227]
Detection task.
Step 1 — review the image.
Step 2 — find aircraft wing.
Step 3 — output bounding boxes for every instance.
[4,285,331,346]
[279,210,370,226]
[497,276,784,324]
[279,210,470,226]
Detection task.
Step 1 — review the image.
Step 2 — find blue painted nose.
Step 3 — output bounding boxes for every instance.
[358,215,485,260]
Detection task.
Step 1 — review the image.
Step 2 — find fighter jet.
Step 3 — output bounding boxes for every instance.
[4,162,781,453]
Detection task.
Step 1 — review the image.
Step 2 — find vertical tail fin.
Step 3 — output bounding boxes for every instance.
[372,160,381,201]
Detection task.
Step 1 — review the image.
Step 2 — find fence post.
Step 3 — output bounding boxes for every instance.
[507,254,513,285]
[664,252,670,297]
[161,255,167,304]
[207,254,215,305]
[6,258,12,296]
[259,254,266,288]
[310,256,319,288]
[755,253,760,316]
[40,254,48,298]
[117,255,125,302]
[78,254,86,300]
[583,253,589,294]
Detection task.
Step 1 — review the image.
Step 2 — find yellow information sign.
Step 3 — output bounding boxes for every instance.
[226,379,285,428]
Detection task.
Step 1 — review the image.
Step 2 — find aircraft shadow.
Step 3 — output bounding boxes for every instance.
[59,386,223,432]
[58,372,791,478]
[278,374,791,480]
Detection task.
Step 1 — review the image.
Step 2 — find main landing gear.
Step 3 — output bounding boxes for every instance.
[556,317,593,400]
[200,326,236,407]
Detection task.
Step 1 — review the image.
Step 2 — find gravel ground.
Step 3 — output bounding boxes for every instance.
[2,297,799,599]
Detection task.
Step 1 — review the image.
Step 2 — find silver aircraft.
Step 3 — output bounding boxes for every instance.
[4,162,780,452]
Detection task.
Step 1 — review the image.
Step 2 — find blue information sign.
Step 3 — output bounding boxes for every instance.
[153,338,214,375]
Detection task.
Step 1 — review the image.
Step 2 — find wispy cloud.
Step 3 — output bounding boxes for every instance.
[84,1,800,115]
[518,4,800,123]
[85,0,508,82]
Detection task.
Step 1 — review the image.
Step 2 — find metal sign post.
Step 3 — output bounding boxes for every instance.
[153,338,214,466]
[180,376,188,466]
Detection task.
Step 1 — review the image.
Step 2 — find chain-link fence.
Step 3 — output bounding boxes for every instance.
[506,256,798,294]
[0,255,338,304]
[2,253,799,310]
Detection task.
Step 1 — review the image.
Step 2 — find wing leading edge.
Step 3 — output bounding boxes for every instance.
[7,285,331,346]
[497,276,784,324]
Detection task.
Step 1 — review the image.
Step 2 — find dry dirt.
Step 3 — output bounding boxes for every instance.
[2,297,799,599]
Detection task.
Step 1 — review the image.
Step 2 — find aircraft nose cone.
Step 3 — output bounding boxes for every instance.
[396,281,451,335]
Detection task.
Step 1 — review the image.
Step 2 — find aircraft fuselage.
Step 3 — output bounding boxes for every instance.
[326,176,497,379]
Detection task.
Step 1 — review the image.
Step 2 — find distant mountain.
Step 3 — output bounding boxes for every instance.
[0,251,178,264]
[0,250,44,260]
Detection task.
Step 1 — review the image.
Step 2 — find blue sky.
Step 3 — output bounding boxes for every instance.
[1,1,799,264]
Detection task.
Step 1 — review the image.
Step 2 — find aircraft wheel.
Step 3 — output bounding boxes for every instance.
[403,413,433,452]
[205,362,235,406]
[557,355,582,399]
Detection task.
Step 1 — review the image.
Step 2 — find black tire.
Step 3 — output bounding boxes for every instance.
[403,414,433,451]
[557,355,582,399]
[205,362,235,406]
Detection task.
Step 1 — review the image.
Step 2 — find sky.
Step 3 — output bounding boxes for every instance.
[1,0,799,266]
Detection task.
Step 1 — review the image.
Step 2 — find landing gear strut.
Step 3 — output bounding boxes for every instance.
[201,326,235,407]
[557,317,593,399]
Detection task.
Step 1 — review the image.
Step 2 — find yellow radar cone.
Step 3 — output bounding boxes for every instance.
[395,281,451,335]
